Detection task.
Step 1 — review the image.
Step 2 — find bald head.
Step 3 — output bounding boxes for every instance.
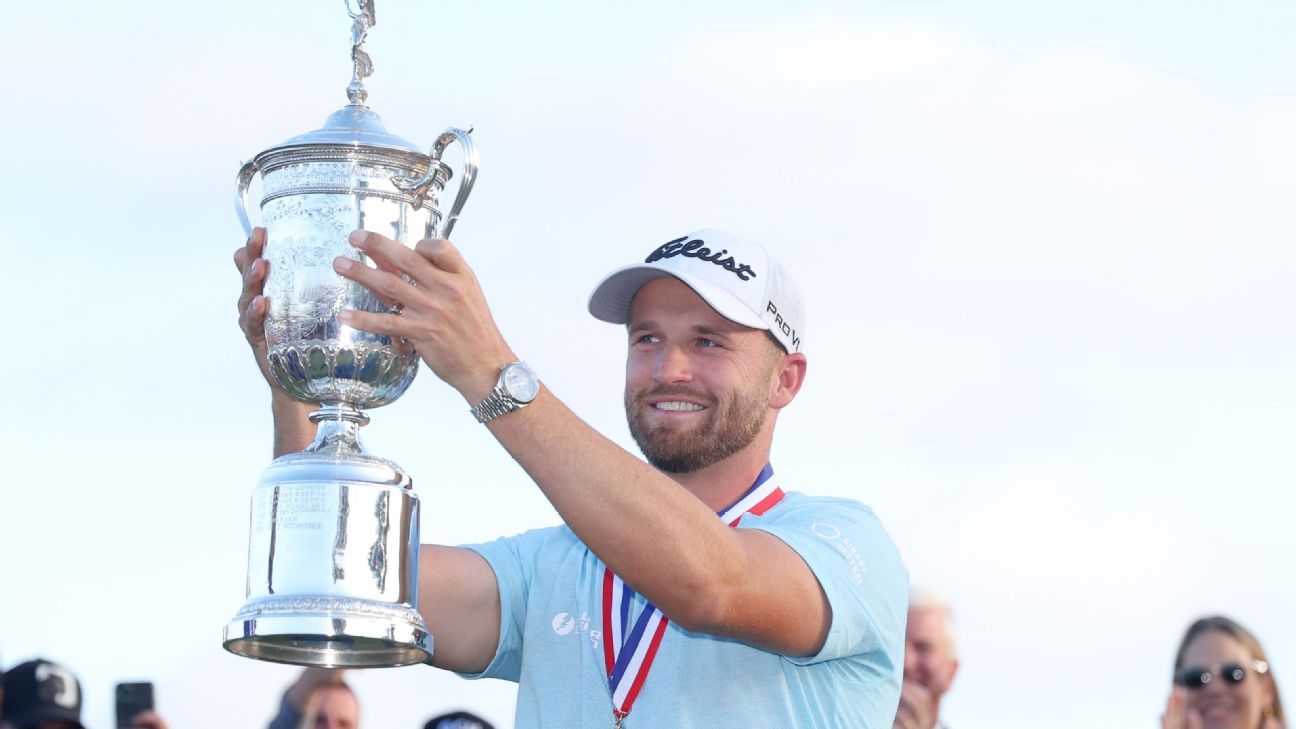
[304,684,359,729]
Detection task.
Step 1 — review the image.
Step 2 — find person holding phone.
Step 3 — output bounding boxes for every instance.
[114,682,168,729]
[0,659,169,729]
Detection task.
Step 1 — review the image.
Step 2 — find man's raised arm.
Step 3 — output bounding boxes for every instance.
[330,230,836,658]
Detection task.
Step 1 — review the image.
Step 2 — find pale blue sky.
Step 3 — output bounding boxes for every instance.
[1,1,1293,727]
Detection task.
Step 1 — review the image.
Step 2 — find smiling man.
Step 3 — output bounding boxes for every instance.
[235,227,907,727]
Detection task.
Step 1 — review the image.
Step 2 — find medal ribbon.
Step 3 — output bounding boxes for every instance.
[601,464,785,723]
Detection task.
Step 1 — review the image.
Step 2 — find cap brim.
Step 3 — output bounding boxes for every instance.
[588,264,767,330]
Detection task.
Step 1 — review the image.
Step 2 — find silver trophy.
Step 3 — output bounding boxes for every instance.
[223,0,477,667]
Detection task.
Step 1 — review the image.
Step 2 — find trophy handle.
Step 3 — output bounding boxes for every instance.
[234,159,260,237]
[429,128,478,239]
[394,128,479,239]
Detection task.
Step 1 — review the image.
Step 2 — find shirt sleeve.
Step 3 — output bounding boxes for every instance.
[744,496,909,667]
[455,528,551,682]
[267,693,303,729]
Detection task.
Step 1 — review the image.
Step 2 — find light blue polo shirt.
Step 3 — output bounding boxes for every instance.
[461,492,908,728]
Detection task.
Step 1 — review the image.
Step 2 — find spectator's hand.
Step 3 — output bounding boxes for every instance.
[1160,688,1203,729]
[130,710,170,729]
[286,667,348,711]
[892,679,937,729]
[233,226,276,388]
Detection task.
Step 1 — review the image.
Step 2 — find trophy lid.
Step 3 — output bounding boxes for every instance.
[278,103,422,153]
[267,0,419,155]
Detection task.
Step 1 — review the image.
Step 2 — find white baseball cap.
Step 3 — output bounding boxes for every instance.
[588,229,805,353]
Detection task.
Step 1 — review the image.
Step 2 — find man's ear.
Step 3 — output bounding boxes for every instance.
[769,352,807,410]
[944,657,960,691]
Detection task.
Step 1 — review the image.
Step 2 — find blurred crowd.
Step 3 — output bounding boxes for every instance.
[884,593,1285,729]
[1,594,1282,728]
[0,660,493,729]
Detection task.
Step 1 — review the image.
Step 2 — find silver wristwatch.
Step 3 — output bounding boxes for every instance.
[470,361,540,424]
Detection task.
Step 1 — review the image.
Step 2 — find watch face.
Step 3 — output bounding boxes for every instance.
[501,362,540,403]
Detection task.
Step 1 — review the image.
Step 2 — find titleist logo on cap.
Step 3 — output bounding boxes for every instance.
[645,236,757,281]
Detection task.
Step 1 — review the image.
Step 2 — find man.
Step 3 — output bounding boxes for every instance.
[235,227,908,726]
[894,589,960,729]
[267,668,358,729]
[0,659,83,729]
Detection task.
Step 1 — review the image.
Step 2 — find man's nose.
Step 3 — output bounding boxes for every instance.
[654,345,693,383]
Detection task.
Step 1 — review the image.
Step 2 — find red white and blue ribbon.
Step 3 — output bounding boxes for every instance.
[601,464,785,724]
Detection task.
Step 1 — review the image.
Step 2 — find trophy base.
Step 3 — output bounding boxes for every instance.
[224,606,433,668]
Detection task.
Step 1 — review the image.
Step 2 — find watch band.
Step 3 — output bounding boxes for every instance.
[470,386,521,424]
[470,361,538,424]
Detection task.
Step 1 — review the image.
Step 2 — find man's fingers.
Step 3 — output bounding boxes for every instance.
[244,295,268,330]
[349,230,436,282]
[247,226,266,260]
[239,258,269,318]
[243,257,267,290]
[234,227,267,272]
[333,256,416,307]
[336,309,409,338]
[414,237,469,275]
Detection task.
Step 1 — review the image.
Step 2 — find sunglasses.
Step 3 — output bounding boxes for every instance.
[1174,660,1270,690]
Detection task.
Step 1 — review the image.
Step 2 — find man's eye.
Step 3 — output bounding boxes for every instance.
[697,338,718,348]
[635,334,659,344]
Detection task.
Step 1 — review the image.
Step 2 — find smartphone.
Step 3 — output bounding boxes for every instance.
[114,682,155,728]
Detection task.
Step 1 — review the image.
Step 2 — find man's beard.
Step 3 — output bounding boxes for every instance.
[625,383,769,474]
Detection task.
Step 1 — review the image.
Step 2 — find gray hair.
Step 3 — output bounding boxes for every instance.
[909,586,958,653]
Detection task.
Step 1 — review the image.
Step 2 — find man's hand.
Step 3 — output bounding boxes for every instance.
[286,667,348,710]
[893,680,937,729]
[1160,687,1203,729]
[331,231,515,403]
[233,226,275,387]
[129,710,170,729]
[232,227,315,455]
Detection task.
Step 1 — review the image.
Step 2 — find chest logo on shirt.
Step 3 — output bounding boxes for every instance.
[551,611,597,646]
[552,612,577,635]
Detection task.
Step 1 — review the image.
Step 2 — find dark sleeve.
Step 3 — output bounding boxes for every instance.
[267,693,302,729]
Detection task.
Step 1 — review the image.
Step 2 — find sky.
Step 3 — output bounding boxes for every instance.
[1,1,1294,727]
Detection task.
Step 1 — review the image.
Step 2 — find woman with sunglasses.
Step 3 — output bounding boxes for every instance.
[1161,616,1285,729]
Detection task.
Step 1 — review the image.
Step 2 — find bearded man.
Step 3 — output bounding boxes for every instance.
[235,227,908,727]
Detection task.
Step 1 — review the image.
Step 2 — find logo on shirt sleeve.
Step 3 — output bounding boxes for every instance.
[811,522,867,586]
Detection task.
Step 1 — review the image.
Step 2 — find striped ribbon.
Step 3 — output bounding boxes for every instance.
[601,464,785,725]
